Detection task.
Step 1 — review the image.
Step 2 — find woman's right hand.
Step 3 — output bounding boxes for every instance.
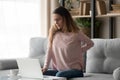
[42,67,47,73]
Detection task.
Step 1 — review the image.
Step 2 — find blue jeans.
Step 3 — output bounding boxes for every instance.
[43,69,84,79]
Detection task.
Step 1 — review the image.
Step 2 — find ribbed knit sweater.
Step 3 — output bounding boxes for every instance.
[44,31,94,71]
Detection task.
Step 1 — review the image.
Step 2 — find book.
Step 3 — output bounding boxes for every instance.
[79,2,84,15]
[83,2,90,15]
[96,0,107,15]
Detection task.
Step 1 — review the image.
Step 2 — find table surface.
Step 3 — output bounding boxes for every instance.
[0,69,67,80]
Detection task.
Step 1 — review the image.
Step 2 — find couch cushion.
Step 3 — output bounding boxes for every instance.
[29,37,48,67]
[86,39,106,73]
[86,39,120,74]
[43,38,48,54]
[69,73,114,80]
[104,39,120,73]
[29,37,46,58]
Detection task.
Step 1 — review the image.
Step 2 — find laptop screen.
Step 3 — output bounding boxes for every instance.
[16,58,43,78]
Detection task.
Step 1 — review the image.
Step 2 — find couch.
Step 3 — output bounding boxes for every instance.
[0,37,120,80]
[29,37,120,80]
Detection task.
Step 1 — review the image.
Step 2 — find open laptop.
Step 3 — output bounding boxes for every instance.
[16,58,66,80]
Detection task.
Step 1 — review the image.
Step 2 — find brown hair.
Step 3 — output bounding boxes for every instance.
[49,6,80,47]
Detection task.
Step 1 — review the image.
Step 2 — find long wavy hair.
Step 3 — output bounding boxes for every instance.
[49,6,80,47]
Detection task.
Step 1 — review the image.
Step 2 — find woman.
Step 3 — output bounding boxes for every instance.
[42,6,94,79]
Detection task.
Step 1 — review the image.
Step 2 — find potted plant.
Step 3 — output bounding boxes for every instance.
[60,0,80,11]
[74,18,102,37]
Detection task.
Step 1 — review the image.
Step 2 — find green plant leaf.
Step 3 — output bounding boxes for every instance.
[74,18,102,28]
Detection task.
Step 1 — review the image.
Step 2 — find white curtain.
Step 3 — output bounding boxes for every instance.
[0,0,46,59]
[40,0,60,35]
[0,0,60,59]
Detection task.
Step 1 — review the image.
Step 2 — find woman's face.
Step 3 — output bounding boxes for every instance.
[53,14,64,30]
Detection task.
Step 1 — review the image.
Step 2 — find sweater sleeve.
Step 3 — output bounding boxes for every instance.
[78,31,94,53]
[43,44,52,69]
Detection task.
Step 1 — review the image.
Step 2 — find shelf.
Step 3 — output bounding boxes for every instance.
[72,15,91,18]
[72,13,120,18]
[62,0,117,38]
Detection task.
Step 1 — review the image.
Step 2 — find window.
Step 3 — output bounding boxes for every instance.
[0,0,44,59]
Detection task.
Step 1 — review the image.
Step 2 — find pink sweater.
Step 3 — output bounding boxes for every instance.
[44,31,94,71]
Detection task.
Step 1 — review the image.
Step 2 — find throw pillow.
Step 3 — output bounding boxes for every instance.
[113,67,120,80]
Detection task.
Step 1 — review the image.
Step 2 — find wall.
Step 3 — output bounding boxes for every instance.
[115,0,120,38]
[99,18,109,38]
[99,0,120,38]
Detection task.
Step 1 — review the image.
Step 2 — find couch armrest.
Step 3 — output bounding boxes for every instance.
[0,59,18,70]
[113,67,120,80]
